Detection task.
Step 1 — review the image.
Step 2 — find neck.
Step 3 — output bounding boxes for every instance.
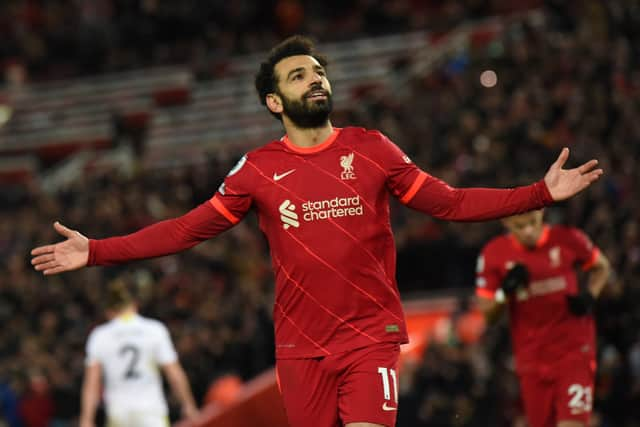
[282,119,333,148]
[117,306,136,318]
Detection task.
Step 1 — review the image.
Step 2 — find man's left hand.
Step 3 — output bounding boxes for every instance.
[544,148,603,201]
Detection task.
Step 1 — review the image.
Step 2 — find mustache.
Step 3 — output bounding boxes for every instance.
[304,85,330,98]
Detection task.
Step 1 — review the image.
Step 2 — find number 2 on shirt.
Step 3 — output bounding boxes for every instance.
[120,344,141,380]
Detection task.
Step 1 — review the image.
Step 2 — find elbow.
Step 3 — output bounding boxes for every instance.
[596,254,612,279]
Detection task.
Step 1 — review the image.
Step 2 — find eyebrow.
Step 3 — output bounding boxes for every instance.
[286,65,326,81]
[286,67,305,81]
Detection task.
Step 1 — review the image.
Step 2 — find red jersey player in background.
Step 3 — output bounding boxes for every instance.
[32,36,603,427]
[475,209,611,427]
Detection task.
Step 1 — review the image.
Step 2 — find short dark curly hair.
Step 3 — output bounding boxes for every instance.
[255,35,328,121]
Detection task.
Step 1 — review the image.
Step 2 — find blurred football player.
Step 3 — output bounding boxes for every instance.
[476,209,610,427]
[80,281,198,427]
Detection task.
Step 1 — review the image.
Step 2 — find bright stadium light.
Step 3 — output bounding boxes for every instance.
[480,70,498,88]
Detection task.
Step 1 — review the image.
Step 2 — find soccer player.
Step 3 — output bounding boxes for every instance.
[33,36,603,427]
[80,281,199,427]
[475,209,610,427]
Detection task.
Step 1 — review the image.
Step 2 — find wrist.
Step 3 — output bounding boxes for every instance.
[88,239,97,266]
[537,179,555,205]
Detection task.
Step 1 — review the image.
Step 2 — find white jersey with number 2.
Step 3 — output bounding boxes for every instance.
[86,313,177,420]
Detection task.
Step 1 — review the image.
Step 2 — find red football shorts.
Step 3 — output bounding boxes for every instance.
[519,354,596,427]
[276,342,400,427]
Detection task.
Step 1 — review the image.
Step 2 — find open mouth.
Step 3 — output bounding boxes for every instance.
[305,90,328,100]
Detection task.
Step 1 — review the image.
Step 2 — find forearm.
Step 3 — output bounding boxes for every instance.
[476,294,506,324]
[88,201,233,266]
[80,370,100,423]
[165,364,197,412]
[406,176,553,222]
[485,301,506,324]
[80,395,98,424]
[587,263,610,298]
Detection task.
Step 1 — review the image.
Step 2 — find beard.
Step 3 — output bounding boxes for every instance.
[280,87,333,129]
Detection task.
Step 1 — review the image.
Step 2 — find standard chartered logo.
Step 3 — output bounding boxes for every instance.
[279,196,364,229]
[279,200,300,229]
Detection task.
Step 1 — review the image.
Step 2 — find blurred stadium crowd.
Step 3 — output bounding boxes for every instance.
[0,0,539,85]
[1,0,640,426]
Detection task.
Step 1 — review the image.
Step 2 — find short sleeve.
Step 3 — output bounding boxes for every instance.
[211,154,254,224]
[563,228,600,270]
[85,330,102,366]
[370,132,426,203]
[154,324,178,365]
[475,247,502,300]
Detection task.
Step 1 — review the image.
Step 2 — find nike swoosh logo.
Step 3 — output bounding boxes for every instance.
[273,169,296,181]
[382,402,397,411]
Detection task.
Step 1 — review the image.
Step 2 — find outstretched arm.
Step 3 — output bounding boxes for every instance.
[31,200,236,275]
[405,148,602,221]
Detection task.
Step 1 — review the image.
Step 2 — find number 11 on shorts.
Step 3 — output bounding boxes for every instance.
[377,367,398,403]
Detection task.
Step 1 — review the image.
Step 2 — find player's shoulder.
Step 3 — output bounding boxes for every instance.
[481,234,511,257]
[247,136,294,159]
[482,233,510,251]
[226,138,288,172]
[136,315,167,330]
[87,321,112,341]
[548,224,580,236]
[548,224,593,248]
[548,224,586,242]
[141,317,174,341]
[338,126,389,144]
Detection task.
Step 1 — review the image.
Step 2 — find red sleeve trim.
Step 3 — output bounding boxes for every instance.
[476,288,496,299]
[538,179,554,204]
[582,248,600,271]
[210,196,240,224]
[400,171,428,204]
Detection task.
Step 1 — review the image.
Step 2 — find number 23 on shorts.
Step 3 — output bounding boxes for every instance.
[567,383,592,415]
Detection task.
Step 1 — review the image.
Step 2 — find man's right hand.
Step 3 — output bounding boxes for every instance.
[501,263,530,295]
[31,221,89,275]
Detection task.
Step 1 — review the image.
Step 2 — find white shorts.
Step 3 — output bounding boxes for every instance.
[107,410,169,427]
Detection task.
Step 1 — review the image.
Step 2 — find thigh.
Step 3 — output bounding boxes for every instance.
[337,343,400,427]
[554,357,595,425]
[277,358,340,427]
[519,374,555,427]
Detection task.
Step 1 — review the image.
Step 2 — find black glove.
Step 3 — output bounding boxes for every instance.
[501,263,529,295]
[566,289,596,316]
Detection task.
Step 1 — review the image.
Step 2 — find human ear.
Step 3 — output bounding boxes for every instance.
[266,93,283,114]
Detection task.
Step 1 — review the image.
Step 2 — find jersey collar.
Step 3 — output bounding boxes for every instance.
[509,225,551,251]
[282,128,341,154]
[117,312,137,322]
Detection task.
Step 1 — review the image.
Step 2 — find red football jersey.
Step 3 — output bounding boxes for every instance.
[214,127,417,358]
[476,225,600,373]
